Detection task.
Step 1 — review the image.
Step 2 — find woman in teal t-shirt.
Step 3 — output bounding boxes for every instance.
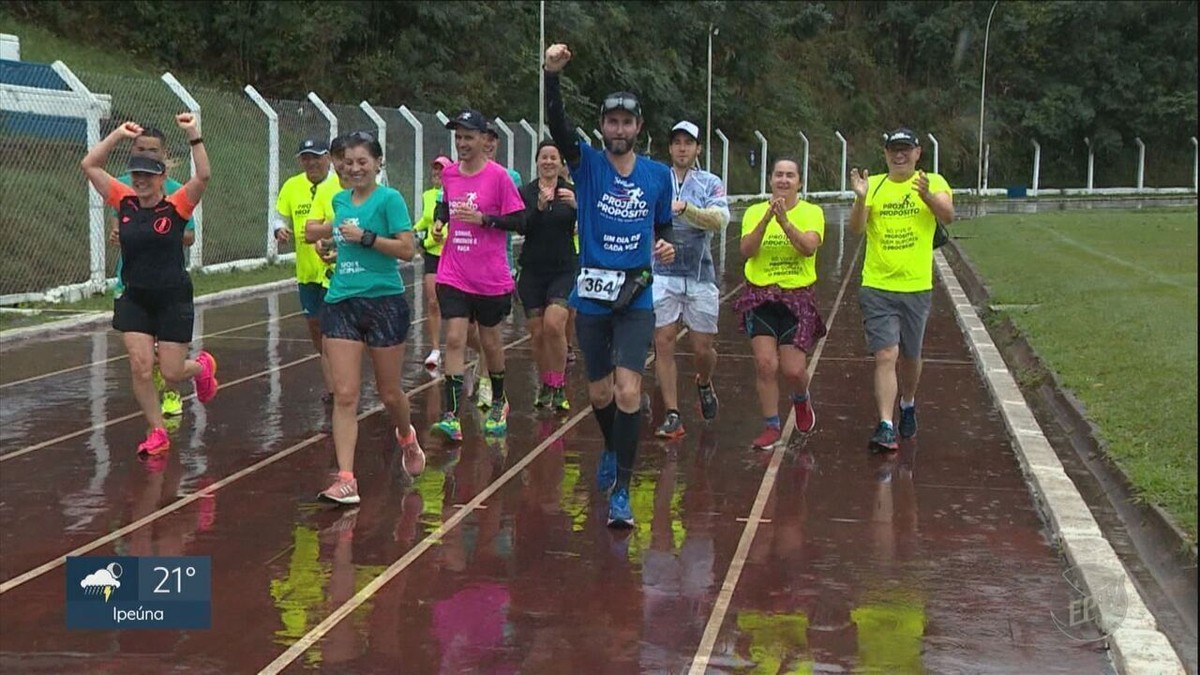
[317,132,425,506]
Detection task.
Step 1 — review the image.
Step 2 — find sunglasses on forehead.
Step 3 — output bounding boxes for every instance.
[348,130,376,143]
[600,95,641,117]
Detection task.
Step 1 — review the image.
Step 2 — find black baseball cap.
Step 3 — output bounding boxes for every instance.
[446,109,489,133]
[600,91,642,119]
[297,138,329,156]
[127,156,166,175]
[884,128,920,148]
[484,120,499,138]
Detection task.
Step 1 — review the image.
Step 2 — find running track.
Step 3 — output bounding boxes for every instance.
[0,205,1111,673]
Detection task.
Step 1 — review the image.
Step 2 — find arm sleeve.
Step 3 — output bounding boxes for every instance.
[384,190,413,236]
[166,188,197,220]
[544,71,581,165]
[435,199,450,224]
[105,178,136,209]
[486,211,525,232]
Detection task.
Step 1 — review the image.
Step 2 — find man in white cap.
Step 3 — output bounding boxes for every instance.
[651,120,730,440]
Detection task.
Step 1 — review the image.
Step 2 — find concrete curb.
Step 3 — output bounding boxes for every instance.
[934,250,1186,675]
[0,279,296,347]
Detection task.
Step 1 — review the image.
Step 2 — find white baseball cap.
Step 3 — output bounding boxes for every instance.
[670,120,701,142]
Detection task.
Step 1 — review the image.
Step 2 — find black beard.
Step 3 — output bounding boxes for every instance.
[604,138,634,155]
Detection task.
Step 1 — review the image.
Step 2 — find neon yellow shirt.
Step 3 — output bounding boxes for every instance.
[740,199,824,289]
[413,187,444,256]
[277,173,340,286]
[861,172,951,292]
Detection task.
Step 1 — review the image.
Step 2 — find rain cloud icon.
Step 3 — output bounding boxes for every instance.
[80,562,122,602]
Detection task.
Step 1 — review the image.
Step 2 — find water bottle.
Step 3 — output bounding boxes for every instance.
[612,270,652,313]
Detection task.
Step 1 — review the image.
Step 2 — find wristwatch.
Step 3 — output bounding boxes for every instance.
[360,230,377,248]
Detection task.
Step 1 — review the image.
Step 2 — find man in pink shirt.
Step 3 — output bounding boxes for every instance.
[431,108,527,441]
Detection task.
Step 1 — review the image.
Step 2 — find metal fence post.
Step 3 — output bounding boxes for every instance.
[715,128,730,191]
[1134,137,1145,190]
[308,92,337,144]
[798,130,810,199]
[359,101,388,185]
[494,117,515,171]
[1031,139,1041,197]
[983,143,990,192]
[1192,137,1198,194]
[518,119,538,178]
[576,127,591,147]
[435,111,456,161]
[753,130,768,195]
[1084,137,1094,194]
[927,132,940,175]
[243,85,280,262]
[835,130,848,197]
[398,106,425,222]
[52,61,108,290]
[162,73,203,270]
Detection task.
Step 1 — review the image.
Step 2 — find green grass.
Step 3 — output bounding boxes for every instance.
[0,262,296,331]
[956,208,1198,539]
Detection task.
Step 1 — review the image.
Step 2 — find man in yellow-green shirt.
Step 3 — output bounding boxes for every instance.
[274,138,341,401]
[849,128,955,453]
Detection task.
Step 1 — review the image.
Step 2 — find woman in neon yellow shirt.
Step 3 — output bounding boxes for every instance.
[414,155,452,369]
[732,157,827,451]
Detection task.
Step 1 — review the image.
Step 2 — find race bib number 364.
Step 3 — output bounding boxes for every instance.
[576,267,625,302]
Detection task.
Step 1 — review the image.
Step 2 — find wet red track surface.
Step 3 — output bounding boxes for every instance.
[0,208,1114,673]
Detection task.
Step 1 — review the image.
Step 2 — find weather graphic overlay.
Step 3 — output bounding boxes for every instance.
[66,556,211,630]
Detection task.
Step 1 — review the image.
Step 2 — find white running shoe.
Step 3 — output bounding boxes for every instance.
[424,349,441,370]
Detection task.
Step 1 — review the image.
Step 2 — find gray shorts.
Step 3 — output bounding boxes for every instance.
[859,287,932,359]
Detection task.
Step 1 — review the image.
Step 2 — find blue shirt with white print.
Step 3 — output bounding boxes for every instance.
[569,143,673,315]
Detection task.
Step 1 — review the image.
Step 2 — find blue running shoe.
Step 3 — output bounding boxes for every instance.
[868,421,899,454]
[899,405,918,439]
[596,450,617,493]
[607,486,634,528]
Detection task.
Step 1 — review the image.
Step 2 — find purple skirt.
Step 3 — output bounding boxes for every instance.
[732,283,827,353]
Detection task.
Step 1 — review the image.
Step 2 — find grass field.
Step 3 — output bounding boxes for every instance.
[956,208,1198,539]
[0,262,296,331]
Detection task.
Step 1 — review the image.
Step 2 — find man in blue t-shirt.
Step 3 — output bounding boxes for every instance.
[544,42,676,528]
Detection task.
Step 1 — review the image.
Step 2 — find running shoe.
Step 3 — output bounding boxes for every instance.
[551,387,570,413]
[395,425,426,477]
[697,378,719,421]
[607,485,634,528]
[163,415,182,433]
[137,427,170,456]
[318,477,360,505]
[484,399,510,436]
[193,351,219,403]
[751,425,782,451]
[431,413,463,442]
[899,404,918,439]
[534,383,553,409]
[476,376,493,410]
[655,411,686,439]
[869,422,899,453]
[424,349,441,370]
[596,449,617,493]
[794,396,816,433]
[161,389,184,417]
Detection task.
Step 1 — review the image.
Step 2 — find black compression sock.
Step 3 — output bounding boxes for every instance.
[446,374,464,415]
[612,409,641,489]
[594,400,617,451]
[490,371,506,406]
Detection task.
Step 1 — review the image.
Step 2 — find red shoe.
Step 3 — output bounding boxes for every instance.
[793,396,816,433]
[751,425,782,450]
[193,351,219,403]
[395,425,426,477]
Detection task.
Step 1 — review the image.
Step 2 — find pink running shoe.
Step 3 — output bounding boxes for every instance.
[751,425,782,451]
[193,351,219,403]
[138,427,170,456]
[318,476,360,505]
[396,425,427,477]
[794,397,816,433]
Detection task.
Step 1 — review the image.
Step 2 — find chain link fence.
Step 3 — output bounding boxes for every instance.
[2,59,1197,303]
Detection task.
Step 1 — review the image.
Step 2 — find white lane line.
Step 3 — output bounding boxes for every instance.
[0,311,307,390]
[688,237,864,674]
[0,316,426,463]
[258,283,746,674]
[0,334,528,595]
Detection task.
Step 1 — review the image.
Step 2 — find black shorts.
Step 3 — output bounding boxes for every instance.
[745,301,799,344]
[113,284,194,344]
[436,283,511,328]
[320,294,411,348]
[422,251,440,275]
[575,309,655,382]
[517,267,576,315]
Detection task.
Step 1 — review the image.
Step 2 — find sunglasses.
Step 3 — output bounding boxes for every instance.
[600,95,641,117]
[348,130,376,143]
